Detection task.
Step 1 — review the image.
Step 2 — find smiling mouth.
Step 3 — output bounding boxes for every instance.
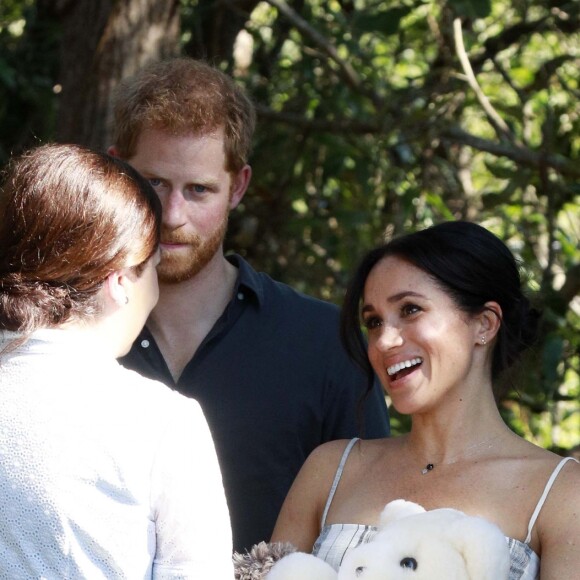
[387,357,423,380]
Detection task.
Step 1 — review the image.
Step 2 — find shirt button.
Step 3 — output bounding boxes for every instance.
[141,339,150,348]
[237,292,244,300]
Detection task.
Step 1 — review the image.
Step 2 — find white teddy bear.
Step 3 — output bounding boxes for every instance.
[256,500,510,580]
[337,500,510,580]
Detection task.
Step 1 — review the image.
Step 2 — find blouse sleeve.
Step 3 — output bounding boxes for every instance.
[150,395,234,579]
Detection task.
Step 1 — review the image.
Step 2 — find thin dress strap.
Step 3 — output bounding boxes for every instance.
[320,437,359,529]
[524,456,578,544]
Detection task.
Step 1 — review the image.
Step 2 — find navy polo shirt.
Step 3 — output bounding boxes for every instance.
[120,254,390,552]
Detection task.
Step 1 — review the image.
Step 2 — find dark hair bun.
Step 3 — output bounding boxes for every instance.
[501,293,541,371]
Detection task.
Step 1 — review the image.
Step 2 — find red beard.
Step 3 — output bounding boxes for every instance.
[157,213,228,284]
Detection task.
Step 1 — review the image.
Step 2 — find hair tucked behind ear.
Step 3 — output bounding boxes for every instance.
[0,143,161,335]
[341,221,542,397]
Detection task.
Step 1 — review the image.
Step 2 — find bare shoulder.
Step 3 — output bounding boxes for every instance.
[309,438,356,461]
[270,438,369,548]
[289,439,356,494]
[299,439,355,486]
[536,454,580,574]
[312,437,391,463]
[522,440,579,479]
[516,441,580,501]
[301,437,392,488]
[540,453,580,510]
[312,437,395,484]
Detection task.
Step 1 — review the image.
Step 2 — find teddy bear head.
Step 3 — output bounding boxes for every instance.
[337,500,510,580]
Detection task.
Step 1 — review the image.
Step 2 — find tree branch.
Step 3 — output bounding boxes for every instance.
[255,104,383,133]
[256,106,580,179]
[471,17,549,71]
[558,263,580,305]
[453,18,516,143]
[440,126,580,178]
[264,0,364,94]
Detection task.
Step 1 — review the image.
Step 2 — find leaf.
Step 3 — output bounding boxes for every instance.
[448,0,492,19]
[353,7,412,36]
[483,160,517,180]
[542,335,565,387]
[425,193,455,220]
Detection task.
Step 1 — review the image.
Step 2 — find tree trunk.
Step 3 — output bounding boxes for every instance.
[184,0,259,68]
[54,0,180,151]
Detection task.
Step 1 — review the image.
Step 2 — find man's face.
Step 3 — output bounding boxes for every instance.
[126,127,235,283]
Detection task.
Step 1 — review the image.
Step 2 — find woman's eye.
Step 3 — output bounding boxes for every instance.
[402,304,421,316]
[363,317,382,330]
[148,178,162,188]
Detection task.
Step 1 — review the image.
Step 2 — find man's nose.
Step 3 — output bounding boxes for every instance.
[161,189,187,228]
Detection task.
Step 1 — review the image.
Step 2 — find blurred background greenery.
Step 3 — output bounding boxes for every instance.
[1,0,578,453]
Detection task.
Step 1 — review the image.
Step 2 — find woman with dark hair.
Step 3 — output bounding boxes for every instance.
[271,221,579,578]
[0,144,234,578]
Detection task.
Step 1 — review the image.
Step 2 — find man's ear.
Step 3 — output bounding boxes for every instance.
[477,301,502,344]
[107,145,119,157]
[105,270,130,307]
[229,164,252,210]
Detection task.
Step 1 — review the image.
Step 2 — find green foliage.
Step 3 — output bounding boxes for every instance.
[0,0,578,451]
[352,6,414,37]
[0,0,59,164]
[448,0,492,19]
[226,0,580,448]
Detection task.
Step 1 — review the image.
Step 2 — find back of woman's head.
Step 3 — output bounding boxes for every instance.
[342,221,541,386]
[0,143,161,333]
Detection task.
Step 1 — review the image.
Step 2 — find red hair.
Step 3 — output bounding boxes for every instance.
[111,57,256,173]
[0,143,161,332]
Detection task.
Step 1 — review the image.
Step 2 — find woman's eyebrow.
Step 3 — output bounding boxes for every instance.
[387,291,426,303]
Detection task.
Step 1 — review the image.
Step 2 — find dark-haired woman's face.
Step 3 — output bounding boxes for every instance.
[361,256,483,415]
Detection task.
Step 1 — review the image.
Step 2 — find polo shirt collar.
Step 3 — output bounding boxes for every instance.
[226,253,265,306]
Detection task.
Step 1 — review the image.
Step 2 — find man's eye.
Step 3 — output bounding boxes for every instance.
[193,184,207,193]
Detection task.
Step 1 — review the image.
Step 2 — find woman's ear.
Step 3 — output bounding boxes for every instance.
[105,270,130,307]
[477,301,502,345]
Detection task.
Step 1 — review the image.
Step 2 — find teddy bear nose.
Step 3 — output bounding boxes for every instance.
[355,565,365,576]
[400,556,418,570]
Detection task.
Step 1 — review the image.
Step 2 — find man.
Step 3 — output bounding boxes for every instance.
[109,58,390,553]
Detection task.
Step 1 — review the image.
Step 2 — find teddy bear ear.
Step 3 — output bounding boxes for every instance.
[379,499,426,527]
[449,516,510,580]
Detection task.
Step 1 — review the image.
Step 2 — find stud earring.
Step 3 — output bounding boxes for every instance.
[480,336,486,345]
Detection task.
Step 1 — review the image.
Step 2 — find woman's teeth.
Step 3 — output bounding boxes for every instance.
[387,358,422,376]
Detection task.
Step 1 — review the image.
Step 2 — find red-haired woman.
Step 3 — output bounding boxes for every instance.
[0,144,233,578]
